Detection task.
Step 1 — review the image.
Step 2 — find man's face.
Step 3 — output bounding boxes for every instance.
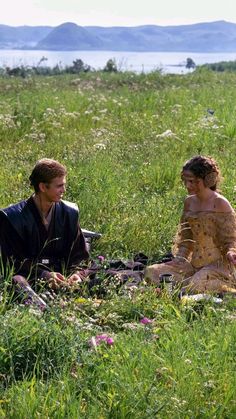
[41,176,66,203]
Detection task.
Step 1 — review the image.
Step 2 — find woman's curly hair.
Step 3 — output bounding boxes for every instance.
[182,155,221,191]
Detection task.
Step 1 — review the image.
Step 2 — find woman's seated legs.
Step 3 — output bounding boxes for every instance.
[185,267,236,294]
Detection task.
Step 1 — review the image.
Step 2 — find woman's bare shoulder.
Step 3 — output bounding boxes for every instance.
[214,193,233,212]
[183,195,195,211]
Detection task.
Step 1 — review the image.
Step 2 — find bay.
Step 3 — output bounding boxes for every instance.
[0,49,236,74]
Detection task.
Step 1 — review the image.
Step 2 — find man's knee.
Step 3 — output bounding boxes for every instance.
[13,275,28,287]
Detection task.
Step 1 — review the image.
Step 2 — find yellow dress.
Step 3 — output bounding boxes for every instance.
[144,210,236,293]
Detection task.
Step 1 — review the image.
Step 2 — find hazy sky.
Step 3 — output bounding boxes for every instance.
[1,0,236,27]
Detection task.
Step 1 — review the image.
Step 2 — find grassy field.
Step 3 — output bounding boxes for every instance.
[0,69,236,417]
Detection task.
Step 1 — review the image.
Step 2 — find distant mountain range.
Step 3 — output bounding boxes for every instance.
[1,20,236,52]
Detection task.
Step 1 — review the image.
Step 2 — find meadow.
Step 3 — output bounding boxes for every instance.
[0,68,236,417]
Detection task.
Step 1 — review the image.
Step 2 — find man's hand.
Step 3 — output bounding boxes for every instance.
[227,251,236,265]
[48,272,67,289]
[46,271,86,290]
[67,272,84,290]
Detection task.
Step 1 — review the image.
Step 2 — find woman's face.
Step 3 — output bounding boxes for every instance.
[181,170,204,195]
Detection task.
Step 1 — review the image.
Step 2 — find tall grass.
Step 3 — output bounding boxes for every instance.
[1,291,236,418]
[1,69,236,417]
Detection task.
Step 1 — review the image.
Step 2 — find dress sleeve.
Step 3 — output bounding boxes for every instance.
[173,212,195,260]
[216,211,236,255]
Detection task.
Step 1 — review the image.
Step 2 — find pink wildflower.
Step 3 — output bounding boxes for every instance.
[89,334,114,348]
[95,334,108,343]
[98,255,105,263]
[140,317,152,325]
[106,337,114,346]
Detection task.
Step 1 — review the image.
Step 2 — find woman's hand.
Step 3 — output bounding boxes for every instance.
[165,256,189,267]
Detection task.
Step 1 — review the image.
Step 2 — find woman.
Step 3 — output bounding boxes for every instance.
[144,155,236,294]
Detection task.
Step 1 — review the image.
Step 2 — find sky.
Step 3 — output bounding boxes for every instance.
[0,0,236,27]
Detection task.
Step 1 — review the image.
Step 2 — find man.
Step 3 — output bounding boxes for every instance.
[0,158,89,299]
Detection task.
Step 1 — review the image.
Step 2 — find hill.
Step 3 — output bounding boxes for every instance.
[1,20,236,51]
[0,24,52,48]
[36,22,102,50]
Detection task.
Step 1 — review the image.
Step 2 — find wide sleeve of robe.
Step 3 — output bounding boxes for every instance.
[172,212,195,260]
[215,211,236,256]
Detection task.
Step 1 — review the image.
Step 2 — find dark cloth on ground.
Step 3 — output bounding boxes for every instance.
[79,253,150,296]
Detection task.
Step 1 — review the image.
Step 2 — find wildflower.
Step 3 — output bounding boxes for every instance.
[122,322,140,330]
[156,129,180,140]
[89,333,114,348]
[89,336,98,350]
[140,317,152,325]
[204,380,215,389]
[155,287,161,295]
[92,299,103,307]
[95,334,109,343]
[24,298,32,306]
[94,143,106,150]
[226,314,236,320]
[151,334,160,341]
[74,297,87,304]
[106,337,114,346]
[28,307,43,317]
[92,116,100,121]
[59,299,67,308]
[98,255,105,263]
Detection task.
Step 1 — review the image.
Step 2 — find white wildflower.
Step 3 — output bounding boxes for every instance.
[94,143,106,150]
[156,129,180,139]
